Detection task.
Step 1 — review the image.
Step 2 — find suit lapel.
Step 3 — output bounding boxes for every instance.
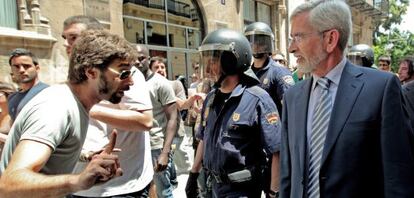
[295,79,312,174]
[321,62,364,165]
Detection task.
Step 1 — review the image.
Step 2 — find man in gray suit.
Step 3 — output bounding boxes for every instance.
[280,1,414,198]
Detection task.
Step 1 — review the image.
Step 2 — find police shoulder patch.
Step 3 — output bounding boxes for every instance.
[266,112,279,124]
[282,75,295,85]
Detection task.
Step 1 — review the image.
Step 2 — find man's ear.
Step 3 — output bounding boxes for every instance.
[325,29,340,53]
[85,67,99,80]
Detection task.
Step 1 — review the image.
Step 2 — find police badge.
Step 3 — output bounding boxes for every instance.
[232,113,240,121]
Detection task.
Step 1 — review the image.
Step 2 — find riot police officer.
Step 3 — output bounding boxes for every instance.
[347,44,375,68]
[186,29,281,197]
[244,22,294,198]
[244,22,294,116]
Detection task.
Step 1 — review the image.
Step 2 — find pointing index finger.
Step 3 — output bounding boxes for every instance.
[103,129,118,154]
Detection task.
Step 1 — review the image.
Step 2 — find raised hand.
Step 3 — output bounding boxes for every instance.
[97,130,122,181]
[76,129,123,191]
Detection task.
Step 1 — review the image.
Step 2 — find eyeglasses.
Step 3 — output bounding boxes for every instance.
[108,67,135,80]
[289,29,332,45]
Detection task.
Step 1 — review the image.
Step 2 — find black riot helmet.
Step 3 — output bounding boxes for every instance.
[199,28,259,87]
[243,22,275,58]
[347,44,375,67]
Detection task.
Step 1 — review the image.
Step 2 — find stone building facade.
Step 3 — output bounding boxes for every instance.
[0,0,388,85]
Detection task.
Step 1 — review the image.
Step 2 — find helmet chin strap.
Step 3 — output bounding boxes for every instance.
[213,72,227,88]
[253,53,266,59]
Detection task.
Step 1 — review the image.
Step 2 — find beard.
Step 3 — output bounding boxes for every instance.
[297,49,328,73]
[19,73,37,83]
[108,91,122,104]
[98,74,122,104]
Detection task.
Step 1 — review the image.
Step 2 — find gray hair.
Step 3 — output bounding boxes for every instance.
[290,0,352,52]
[63,15,104,30]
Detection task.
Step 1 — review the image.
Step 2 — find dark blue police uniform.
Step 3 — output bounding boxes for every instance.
[252,57,294,115]
[252,57,294,197]
[196,83,281,197]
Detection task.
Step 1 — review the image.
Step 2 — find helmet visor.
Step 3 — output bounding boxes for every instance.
[200,50,223,82]
[347,53,364,67]
[245,34,274,54]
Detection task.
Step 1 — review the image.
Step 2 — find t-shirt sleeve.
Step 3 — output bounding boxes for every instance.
[159,79,177,106]
[172,80,186,100]
[121,67,153,111]
[19,98,71,151]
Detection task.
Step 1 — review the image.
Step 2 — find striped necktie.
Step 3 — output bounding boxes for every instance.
[308,77,332,198]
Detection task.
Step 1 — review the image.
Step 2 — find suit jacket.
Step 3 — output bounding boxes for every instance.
[280,61,414,198]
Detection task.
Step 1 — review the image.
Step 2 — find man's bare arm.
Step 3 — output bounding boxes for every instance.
[270,152,280,193]
[162,102,178,153]
[90,104,153,131]
[0,134,121,198]
[0,140,79,198]
[175,94,204,111]
[154,102,178,172]
[190,140,204,173]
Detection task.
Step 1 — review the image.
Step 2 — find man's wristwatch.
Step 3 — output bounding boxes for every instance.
[269,190,279,198]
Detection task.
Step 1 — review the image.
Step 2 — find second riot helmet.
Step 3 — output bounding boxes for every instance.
[244,22,275,58]
[347,44,374,67]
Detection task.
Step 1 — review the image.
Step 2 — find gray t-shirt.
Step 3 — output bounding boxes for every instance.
[147,73,176,149]
[171,80,186,136]
[0,84,89,175]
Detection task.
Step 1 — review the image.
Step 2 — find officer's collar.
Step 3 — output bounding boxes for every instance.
[213,83,245,99]
[228,84,245,98]
[251,57,271,71]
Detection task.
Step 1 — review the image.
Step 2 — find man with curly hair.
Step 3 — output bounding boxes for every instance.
[0,30,137,198]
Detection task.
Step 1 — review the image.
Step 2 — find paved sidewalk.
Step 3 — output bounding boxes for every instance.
[173,173,189,197]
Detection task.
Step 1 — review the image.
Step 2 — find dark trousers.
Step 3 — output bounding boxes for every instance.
[212,179,262,198]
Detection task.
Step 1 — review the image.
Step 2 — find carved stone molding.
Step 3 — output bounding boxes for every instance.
[0,27,56,58]
[18,0,52,36]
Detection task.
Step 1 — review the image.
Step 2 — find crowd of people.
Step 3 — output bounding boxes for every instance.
[0,0,413,198]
